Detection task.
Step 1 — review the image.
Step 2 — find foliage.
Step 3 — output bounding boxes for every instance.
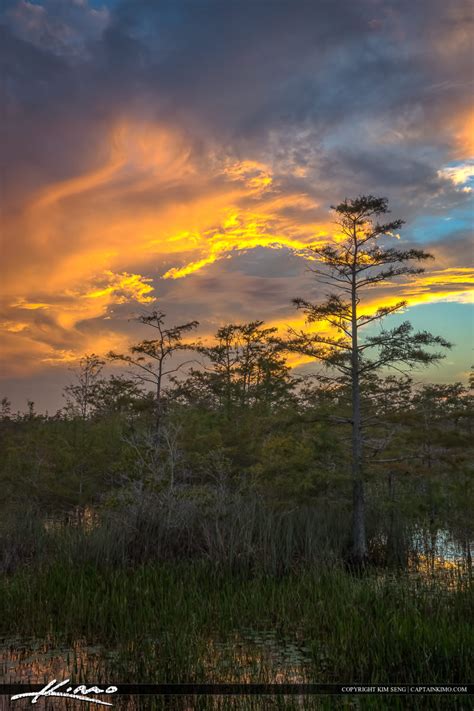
[286,195,451,563]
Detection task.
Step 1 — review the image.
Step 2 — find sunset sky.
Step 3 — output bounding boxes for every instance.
[1,0,473,412]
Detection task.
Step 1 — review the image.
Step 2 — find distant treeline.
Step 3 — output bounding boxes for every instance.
[1,196,472,571]
[0,319,472,574]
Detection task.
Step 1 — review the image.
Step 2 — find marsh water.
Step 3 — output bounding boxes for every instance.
[1,630,314,687]
[1,528,472,694]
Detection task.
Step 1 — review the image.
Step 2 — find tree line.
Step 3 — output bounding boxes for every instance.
[1,196,472,567]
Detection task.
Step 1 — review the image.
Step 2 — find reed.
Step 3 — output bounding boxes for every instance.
[1,500,472,709]
[1,561,472,685]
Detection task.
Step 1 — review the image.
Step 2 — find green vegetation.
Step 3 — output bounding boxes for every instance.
[1,197,472,708]
[1,558,472,709]
[1,360,472,570]
[2,562,472,682]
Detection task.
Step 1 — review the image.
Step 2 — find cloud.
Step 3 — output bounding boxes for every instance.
[0,0,473,401]
[438,160,474,191]
[4,0,109,57]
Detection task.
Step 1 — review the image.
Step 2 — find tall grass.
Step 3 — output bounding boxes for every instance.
[1,494,472,710]
[1,491,351,575]
[2,483,471,577]
[1,562,472,684]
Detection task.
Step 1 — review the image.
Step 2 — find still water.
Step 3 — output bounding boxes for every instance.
[1,630,313,685]
[1,529,471,709]
[1,632,314,710]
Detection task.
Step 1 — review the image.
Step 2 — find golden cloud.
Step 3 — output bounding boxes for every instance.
[1,116,472,375]
[438,161,474,190]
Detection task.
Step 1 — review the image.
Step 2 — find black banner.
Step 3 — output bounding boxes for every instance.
[2,683,472,696]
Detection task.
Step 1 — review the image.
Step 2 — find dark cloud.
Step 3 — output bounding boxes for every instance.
[1,0,472,407]
[2,0,473,198]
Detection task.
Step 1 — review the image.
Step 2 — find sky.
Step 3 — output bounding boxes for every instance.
[1,0,473,412]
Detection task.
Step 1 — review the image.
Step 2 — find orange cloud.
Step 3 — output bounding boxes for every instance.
[162,208,326,279]
[222,159,273,192]
[450,108,474,159]
[1,115,472,377]
[262,266,474,345]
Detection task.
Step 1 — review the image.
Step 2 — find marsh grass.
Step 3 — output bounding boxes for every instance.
[0,494,348,576]
[1,563,472,684]
[1,502,472,710]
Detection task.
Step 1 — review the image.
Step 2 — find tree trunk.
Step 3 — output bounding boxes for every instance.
[154,367,163,445]
[350,260,368,565]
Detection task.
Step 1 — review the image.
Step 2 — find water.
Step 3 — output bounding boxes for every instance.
[0,631,313,685]
[0,527,471,709]
[0,632,314,710]
[203,629,313,683]
[406,527,472,589]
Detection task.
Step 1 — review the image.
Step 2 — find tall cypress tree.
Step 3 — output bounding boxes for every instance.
[290,196,451,564]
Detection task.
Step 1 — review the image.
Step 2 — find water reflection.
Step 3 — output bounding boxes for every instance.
[0,637,111,684]
[0,634,314,710]
[1,526,471,709]
[1,631,313,686]
[408,527,472,588]
[203,629,312,683]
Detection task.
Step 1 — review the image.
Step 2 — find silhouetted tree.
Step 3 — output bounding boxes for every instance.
[64,354,105,419]
[178,322,295,416]
[94,375,148,417]
[108,310,198,438]
[289,195,451,564]
[0,397,12,420]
